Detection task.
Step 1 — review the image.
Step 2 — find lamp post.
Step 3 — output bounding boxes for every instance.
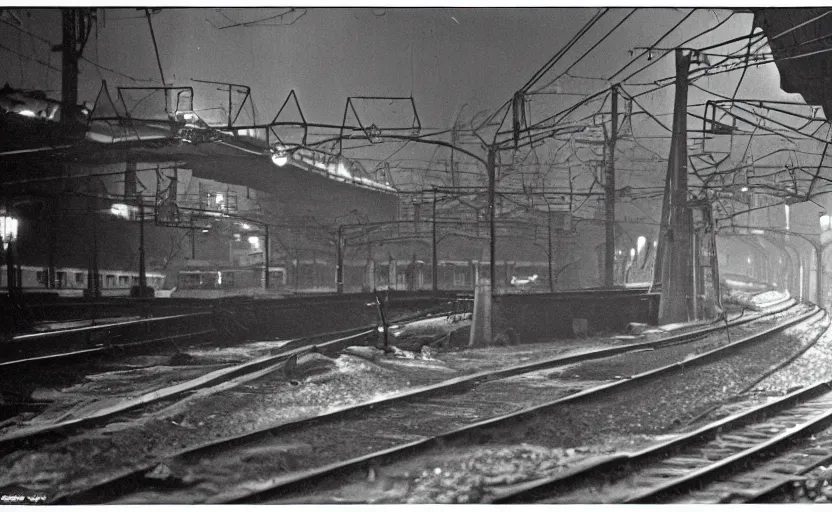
[1,212,19,295]
[819,212,832,307]
[336,224,344,294]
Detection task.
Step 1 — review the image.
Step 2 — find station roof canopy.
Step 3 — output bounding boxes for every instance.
[753,8,832,119]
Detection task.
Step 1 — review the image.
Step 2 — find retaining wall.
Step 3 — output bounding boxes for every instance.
[492,289,659,342]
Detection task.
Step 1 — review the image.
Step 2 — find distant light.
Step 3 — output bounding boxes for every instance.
[240,223,252,230]
[747,256,752,264]
[630,248,636,259]
[336,160,351,178]
[0,215,19,246]
[215,193,224,205]
[617,250,622,256]
[202,229,209,233]
[217,271,222,286]
[740,186,749,192]
[248,235,260,250]
[110,203,130,219]
[653,240,658,247]
[271,153,288,167]
[17,109,36,118]
[636,236,646,253]
[750,229,765,235]
[821,213,831,232]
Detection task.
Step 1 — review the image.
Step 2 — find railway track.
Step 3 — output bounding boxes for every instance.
[493,341,832,504]
[46,300,820,504]
[0,292,473,431]
[0,291,792,448]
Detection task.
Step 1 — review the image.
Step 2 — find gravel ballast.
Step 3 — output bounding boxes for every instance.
[280,310,828,504]
[0,300,808,502]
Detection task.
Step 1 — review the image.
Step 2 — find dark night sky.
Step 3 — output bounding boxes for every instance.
[3,5,822,216]
[2,7,797,130]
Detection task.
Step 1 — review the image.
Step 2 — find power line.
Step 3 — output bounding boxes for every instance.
[532,8,638,94]
[0,17,153,83]
[144,9,167,87]
[0,41,61,73]
[768,9,832,42]
[608,8,696,81]
[618,10,736,85]
[520,8,609,93]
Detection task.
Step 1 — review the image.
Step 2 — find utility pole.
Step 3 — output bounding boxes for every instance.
[60,9,79,125]
[264,223,270,289]
[138,197,147,296]
[548,204,554,292]
[604,85,619,288]
[432,189,438,293]
[87,204,100,298]
[47,198,57,289]
[487,146,497,290]
[336,225,344,294]
[658,49,694,324]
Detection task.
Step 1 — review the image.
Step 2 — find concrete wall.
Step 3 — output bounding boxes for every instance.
[2,291,469,339]
[492,289,659,343]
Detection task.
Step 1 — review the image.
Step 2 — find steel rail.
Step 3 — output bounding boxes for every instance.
[0,303,473,456]
[51,297,806,504]
[0,312,218,369]
[495,315,832,503]
[206,306,821,504]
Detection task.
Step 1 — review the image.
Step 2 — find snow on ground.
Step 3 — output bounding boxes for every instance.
[748,314,832,396]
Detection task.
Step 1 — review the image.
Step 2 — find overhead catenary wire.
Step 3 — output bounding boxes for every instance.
[531,8,638,95]
[0,17,152,83]
[618,10,736,86]
[519,8,609,94]
[607,8,696,82]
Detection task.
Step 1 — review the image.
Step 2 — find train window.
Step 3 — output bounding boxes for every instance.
[75,273,84,285]
[106,275,116,288]
[36,271,46,285]
[119,276,130,287]
[57,271,67,288]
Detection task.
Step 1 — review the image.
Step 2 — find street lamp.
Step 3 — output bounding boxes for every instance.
[271,150,289,167]
[819,212,832,307]
[820,212,831,232]
[1,212,19,295]
[1,214,19,250]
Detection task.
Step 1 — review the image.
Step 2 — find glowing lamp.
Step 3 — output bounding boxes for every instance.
[271,146,291,167]
[636,236,646,253]
[740,186,749,192]
[336,161,351,178]
[0,214,18,250]
[110,203,131,219]
[630,248,636,259]
[248,236,260,250]
[821,213,832,232]
[271,152,289,167]
[18,109,36,118]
